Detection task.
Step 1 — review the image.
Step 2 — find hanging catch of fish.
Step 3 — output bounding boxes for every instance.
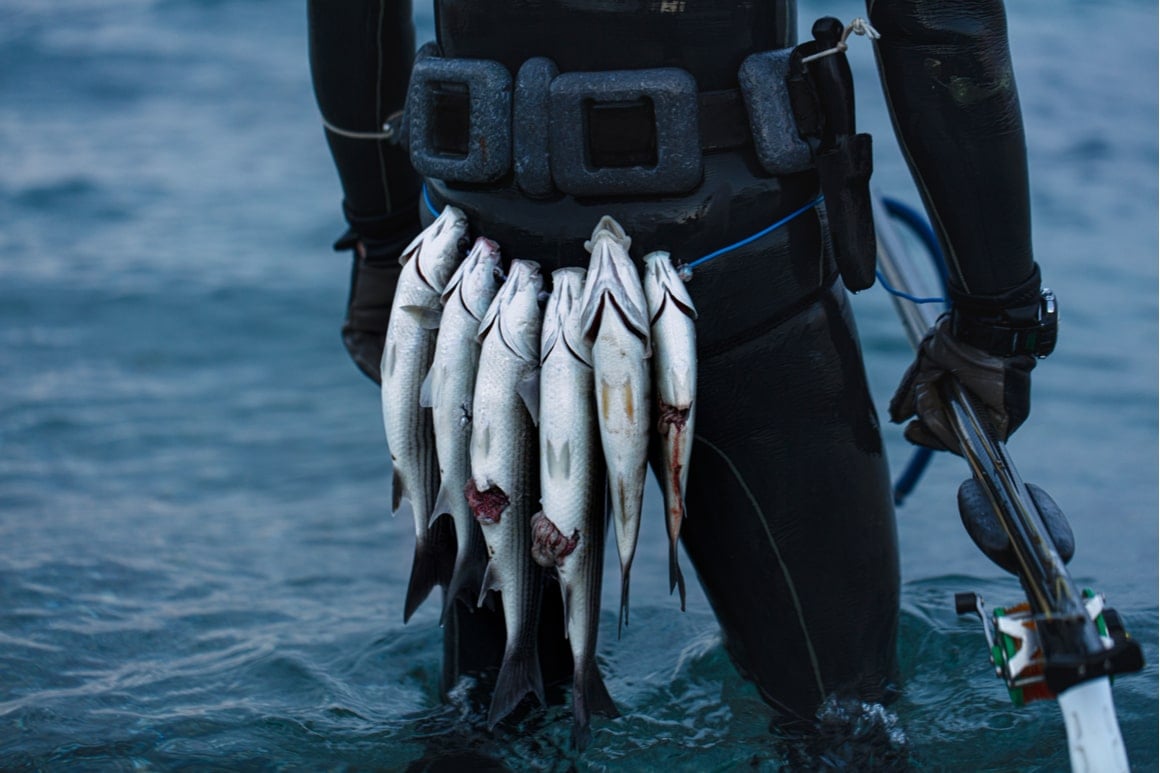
[643,251,698,611]
[376,209,698,747]
[532,267,618,750]
[380,206,469,623]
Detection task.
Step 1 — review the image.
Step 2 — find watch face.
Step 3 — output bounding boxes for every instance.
[951,288,1058,359]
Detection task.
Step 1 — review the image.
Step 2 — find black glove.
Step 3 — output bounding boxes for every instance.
[889,315,1036,454]
[335,203,422,385]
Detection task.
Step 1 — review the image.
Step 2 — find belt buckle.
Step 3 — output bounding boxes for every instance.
[548,68,702,197]
[408,57,512,184]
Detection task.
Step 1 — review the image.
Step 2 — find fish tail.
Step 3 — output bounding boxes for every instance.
[487,642,546,729]
[439,524,488,626]
[571,658,619,751]
[617,562,633,639]
[404,516,455,624]
[663,475,688,611]
[403,539,442,624]
[668,537,687,612]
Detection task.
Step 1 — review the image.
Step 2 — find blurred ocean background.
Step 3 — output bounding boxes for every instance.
[1,0,1155,769]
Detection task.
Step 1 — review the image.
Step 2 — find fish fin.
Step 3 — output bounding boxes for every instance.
[400,305,442,330]
[440,524,488,626]
[645,251,698,321]
[428,482,452,528]
[381,339,396,381]
[540,317,562,366]
[664,481,688,611]
[646,290,668,328]
[418,366,435,409]
[498,310,541,365]
[391,470,406,515]
[560,580,572,640]
[562,332,593,368]
[517,370,540,426]
[544,439,571,480]
[668,539,687,613]
[476,287,503,344]
[617,562,633,639]
[578,293,605,345]
[439,253,471,306]
[581,240,650,342]
[665,287,698,322]
[540,280,568,364]
[571,659,619,751]
[403,537,441,624]
[398,232,425,266]
[606,292,651,349]
[488,642,546,729]
[476,560,502,608]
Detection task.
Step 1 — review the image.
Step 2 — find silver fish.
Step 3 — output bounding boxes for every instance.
[466,259,545,728]
[531,267,617,749]
[578,215,651,636]
[421,236,503,623]
[643,251,698,611]
[381,206,469,623]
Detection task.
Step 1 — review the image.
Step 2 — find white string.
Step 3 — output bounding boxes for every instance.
[320,116,396,141]
[800,17,881,64]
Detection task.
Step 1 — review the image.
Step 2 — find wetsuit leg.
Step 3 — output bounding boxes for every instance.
[307,0,420,239]
[678,217,900,722]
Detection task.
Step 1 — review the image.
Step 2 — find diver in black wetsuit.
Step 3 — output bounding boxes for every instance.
[307,0,1056,724]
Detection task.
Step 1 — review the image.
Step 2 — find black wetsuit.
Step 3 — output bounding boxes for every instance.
[308,0,1040,722]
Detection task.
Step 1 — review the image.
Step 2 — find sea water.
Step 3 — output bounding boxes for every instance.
[1,0,1155,769]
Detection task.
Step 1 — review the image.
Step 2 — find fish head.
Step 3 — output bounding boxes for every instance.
[478,259,544,363]
[443,236,503,319]
[578,228,651,345]
[644,250,698,323]
[413,206,470,294]
[583,215,632,255]
[543,268,592,365]
[546,268,586,324]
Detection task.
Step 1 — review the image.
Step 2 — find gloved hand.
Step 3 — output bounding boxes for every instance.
[888,314,1036,454]
[335,203,422,384]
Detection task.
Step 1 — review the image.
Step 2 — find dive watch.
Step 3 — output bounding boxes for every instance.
[950,288,1058,359]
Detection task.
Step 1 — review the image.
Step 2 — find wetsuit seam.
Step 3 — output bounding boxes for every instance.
[375,0,392,214]
[872,45,969,294]
[692,434,826,704]
[698,271,840,361]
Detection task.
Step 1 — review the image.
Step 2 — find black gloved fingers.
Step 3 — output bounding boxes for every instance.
[910,377,958,452]
[888,341,927,425]
[903,418,951,454]
[336,204,423,386]
[341,252,404,385]
[889,315,1038,455]
[1000,353,1035,436]
[343,328,385,385]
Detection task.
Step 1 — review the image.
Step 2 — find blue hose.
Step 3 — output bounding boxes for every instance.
[880,197,949,506]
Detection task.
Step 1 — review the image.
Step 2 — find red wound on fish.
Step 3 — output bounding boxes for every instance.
[464,480,510,525]
[658,402,690,432]
[530,512,579,569]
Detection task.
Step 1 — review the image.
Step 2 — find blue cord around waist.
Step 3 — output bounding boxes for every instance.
[683,194,823,274]
[423,182,824,278]
[421,182,440,219]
